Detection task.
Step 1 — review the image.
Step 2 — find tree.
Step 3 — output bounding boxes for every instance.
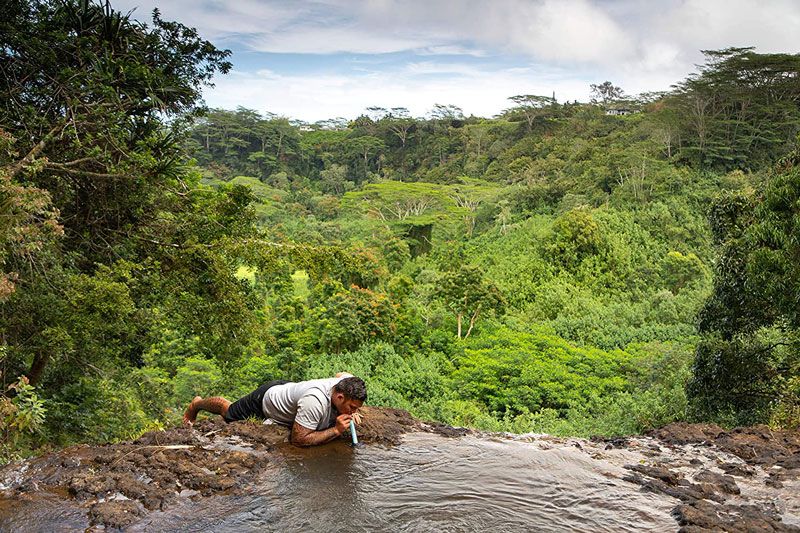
[435,265,504,339]
[383,108,415,148]
[661,251,706,294]
[548,208,605,267]
[427,104,465,122]
[345,135,385,178]
[590,81,625,104]
[308,281,399,353]
[1,0,232,263]
[318,164,354,195]
[0,0,263,401]
[506,95,556,131]
[671,48,800,170]
[0,132,63,302]
[689,149,800,425]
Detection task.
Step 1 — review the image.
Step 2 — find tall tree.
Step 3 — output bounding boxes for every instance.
[590,81,625,104]
[1,0,232,264]
[435,265,504,339]
[689,149,800,424]
[0,0,257,394]
[506,95,556,132]
[672,48,800,170]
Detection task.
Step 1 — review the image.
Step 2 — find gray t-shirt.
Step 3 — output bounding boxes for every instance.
[262,374,352,430]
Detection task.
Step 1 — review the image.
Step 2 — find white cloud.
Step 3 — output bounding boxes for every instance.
[113,0,800,119]
[403,61,487,76]
[657,0,800,53]
[245,26,434,54]
[203,64,591,121]
[117,0,800,63]
[117,0,296,39]
[416,45,489,57]
[498,0,634,64]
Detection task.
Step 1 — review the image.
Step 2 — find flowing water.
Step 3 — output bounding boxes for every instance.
[127,432,678,532]
[4,428,798,532]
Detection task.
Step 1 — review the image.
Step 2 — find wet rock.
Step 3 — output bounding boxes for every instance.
[624,425,800,533]
[61,457,79,468]
[134,427,197,446]
[625,473,724,504]
[653,423,800,472]
[650,422,726,445]
[355,406,420,444]
[591,435,630,449]
[0,425,267,527]
[694,470,740,495]
[673,500,798,533]
[425,422,470,439]
[0,406,443,528]
[626,464,683,485]
[718,461,756,477]
[780,454,800,470]
[766,471,785,489]
[69,472,117,499]
[213,418,287,449]
[89,500,145,529]
[623,464,726,504]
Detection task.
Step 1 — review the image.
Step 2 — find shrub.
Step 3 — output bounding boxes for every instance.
[1,375,46,463]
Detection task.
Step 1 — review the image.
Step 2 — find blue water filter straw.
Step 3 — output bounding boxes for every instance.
[350,419,359,445]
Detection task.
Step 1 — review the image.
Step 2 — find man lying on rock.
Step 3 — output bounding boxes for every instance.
[182,372,366,447]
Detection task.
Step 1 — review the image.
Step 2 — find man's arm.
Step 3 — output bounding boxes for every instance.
[290,414,351,447]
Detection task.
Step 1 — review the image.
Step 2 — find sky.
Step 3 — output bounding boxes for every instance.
[115,0,800,122]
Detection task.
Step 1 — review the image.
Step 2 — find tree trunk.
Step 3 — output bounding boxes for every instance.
[28,353,48,387]
[6,122,65,180]
[464,306,481,339]
[457,312,463,339]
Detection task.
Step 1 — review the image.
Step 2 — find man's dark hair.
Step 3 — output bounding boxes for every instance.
[334,377,367,402]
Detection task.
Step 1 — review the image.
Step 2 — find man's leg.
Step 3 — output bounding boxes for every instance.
[183,379,290,427]
[183,396,231,426]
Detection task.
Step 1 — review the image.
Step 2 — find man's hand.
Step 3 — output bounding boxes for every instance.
[334,413,352,435]
[291,417,353,447]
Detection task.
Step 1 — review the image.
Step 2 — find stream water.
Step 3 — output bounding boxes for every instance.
[125,432,678,532]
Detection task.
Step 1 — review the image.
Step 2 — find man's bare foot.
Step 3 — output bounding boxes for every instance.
[183,396,203,427]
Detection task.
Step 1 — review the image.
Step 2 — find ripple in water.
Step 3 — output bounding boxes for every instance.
[133,433,677,532]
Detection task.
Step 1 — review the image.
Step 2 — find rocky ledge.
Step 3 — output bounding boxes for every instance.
[0,412,797,532]
[629,423,800,532]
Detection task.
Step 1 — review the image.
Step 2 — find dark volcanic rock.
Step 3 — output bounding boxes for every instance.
[649,422,726,445]
[652,423,800,472]
[627,464,799,532]
[628,420,800,533]
[673,500,799,533]
[356,406,419,444]
[623,465,724,504]
[694,470,740,495]
[0,416,797,531]
[718,461,756,477]
[89,500,146,529]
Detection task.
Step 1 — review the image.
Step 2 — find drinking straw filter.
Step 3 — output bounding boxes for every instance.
[350,419,359,445]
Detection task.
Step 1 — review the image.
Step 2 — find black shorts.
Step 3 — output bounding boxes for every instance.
[224,379,289,423]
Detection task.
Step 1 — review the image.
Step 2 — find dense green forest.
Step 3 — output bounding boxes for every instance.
[2,1,799,461]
